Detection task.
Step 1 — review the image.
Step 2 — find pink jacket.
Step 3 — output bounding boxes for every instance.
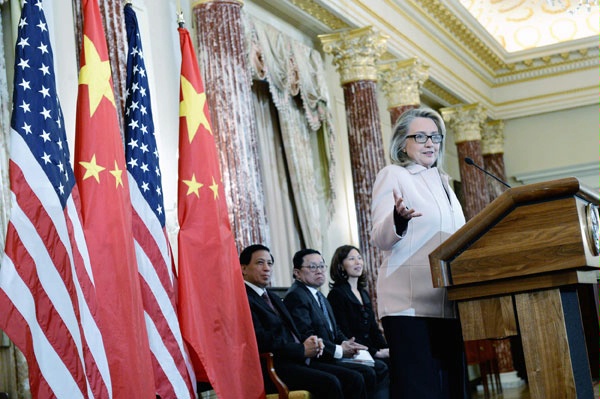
[371,164,465,319]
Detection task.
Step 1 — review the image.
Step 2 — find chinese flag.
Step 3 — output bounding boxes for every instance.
[74,0,155,397]
[176,26,265,398]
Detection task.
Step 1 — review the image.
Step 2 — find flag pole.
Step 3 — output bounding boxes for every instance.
[177,1,185,28]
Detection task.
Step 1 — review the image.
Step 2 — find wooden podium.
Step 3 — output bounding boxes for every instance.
[429,178,599,399]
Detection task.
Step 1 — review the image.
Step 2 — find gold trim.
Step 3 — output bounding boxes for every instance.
[422,81,462,105]
[319,26,389,84]
[492,84,598,107]
[440,103,487,143]
[482,120,505,155]
[412,0,507,71]
[289,0,349,30]
[192,0,243,7]
[378,58,430,108]
[284,0,598,108]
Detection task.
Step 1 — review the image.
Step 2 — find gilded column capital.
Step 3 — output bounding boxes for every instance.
[319,26,388,84]
[482,120,505,155]
[378,58,429,109]
[192,0,243,7]
[440,103,487,143]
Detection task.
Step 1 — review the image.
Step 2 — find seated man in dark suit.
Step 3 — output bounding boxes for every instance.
[240,244,368,399]
[284,248,389,399]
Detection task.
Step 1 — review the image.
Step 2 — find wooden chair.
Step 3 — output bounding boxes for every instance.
[465,340,502,399]
[261,352,312,399]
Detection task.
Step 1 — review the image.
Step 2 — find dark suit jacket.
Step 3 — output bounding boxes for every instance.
[284,280,347,361]
[245,285,305,364]
[327,282,388,357]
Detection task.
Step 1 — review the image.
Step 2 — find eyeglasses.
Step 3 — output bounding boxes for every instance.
[407,133,443,144]
[301,263,327,271]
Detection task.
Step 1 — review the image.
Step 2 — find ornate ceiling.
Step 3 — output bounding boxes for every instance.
[248,0,599,119]
[458,0,600,52]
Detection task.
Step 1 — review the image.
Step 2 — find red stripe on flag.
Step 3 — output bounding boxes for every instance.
[5,163,88,394]
[2,224,86,397]
[132,211,195,396]
[0,290,53,399]
[132,209,174,298]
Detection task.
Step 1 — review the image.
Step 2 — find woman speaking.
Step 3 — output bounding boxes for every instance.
[370,107,469,399]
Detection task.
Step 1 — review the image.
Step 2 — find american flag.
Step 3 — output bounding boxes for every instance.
[0,1,111,398]
[123,4,195,398]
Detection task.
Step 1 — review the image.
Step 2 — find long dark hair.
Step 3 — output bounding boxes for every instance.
[329,245,367,288]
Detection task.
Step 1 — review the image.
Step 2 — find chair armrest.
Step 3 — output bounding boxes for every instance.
[260,352,290,398]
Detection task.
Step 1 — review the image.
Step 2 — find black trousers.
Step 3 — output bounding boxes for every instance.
[311,360,368,399]
[332,358,389,399]
[382,316,470,399]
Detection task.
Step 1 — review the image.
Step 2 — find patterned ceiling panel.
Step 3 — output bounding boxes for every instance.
[458,0,600,52]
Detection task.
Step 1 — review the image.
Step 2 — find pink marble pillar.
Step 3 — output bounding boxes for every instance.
[441,104,489,221]
[343,80,386,297]
[192,0,268,250]
[482,120,508,201]
[320,27,388,303]
[482,119,515,374]
[389,105,417,127]
[378,58,429,126]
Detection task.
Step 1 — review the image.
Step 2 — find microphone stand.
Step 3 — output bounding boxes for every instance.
[464,157,511,189]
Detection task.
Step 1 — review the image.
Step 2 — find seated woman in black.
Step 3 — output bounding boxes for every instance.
[327,245,390,367]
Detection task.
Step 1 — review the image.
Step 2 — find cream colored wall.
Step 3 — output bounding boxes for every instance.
[504,104,599,188]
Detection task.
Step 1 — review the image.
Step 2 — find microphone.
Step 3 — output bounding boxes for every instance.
[464,157,511,188]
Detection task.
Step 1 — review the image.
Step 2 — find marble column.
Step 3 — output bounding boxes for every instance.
[441,104,488,220]
[192,0,268,250]
[378,58,429,126]
[482,119,517,376]
[319,26,387,302]
[482,120,508,201]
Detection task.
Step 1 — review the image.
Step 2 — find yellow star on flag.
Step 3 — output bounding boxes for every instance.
[183,174,204,197]
[180,75,212,143]
[79,154,105,183]
[109,160,124,188]
[209,176,219,200]
[79,35,116,116]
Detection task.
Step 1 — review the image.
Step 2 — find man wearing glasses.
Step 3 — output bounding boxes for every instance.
[284,249,387,399]
[241,244,367,399]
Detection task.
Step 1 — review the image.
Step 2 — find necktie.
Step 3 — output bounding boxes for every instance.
[262,291,277,313]
[262,291,302,346]
[317,291,334,333]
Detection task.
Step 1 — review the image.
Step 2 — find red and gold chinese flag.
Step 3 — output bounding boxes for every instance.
[176,26,265,399]
[74,1,155,397]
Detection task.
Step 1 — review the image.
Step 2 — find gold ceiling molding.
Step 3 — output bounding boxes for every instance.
[412,0,507,71]
[264,0,596,111]
[493,84,598,107]
[422,80,463,106]
[192,0,243,6]
[289,0,350,30]
[409,0,598,83]
[495,48,599,84]
[500,47,598,73]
